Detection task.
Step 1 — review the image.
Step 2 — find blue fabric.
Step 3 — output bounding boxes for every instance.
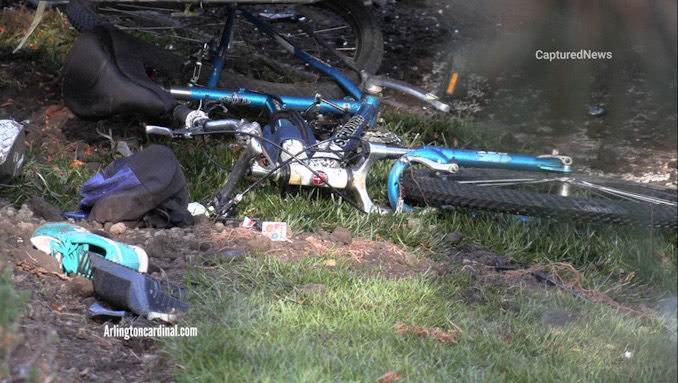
[80,165,141,208]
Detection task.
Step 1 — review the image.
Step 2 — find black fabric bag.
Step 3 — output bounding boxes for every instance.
[80,145,193,228]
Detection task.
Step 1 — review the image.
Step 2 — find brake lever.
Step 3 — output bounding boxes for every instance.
[144,125,202,138]
[145,125,174,137]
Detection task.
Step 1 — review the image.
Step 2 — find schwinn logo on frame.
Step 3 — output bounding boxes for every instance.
[333,115,365,147]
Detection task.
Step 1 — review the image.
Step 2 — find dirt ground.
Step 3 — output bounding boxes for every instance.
[1,1,676,382]
[377,0,677,185]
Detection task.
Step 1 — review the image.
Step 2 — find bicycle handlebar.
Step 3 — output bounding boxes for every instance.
[363,73,450,112]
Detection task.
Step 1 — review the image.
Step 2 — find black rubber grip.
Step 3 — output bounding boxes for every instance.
[173,104,193,125]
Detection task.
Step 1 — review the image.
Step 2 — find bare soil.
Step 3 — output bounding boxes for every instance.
[377,0,677,186]
[1,1,676,382]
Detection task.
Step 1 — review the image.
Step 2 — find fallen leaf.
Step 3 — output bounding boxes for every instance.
[396,323,460,344]
[378,371,401,383]
[325,259,337,267]
[70,159,84,168]
[45,104,65,118]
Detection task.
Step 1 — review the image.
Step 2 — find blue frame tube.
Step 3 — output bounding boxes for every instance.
[170,86,364,115]
[433,147,570,172]
[237,7,363,100]
[207,6,237,88]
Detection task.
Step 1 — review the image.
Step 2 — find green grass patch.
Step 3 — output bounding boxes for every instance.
[162,256,677,382]
[1,144,99,210]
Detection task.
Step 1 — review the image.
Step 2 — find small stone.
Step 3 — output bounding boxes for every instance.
[3,207,17,218]
[70,276,94,298]
[90,221,103,229]
[215,222,225,233]
[330,226,352,245]
[17,204,34,219]
[17,222,35,233]
[109,222,127,235]
[444,232,464,245]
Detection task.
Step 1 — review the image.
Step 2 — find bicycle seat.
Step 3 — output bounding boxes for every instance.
[62,24,177,119]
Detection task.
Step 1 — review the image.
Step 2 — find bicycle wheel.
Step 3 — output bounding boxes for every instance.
[400,168,677,228]
[64,0,383,98]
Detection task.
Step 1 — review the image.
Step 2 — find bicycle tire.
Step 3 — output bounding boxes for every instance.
[400,169,678,228]
[64,0,383,98]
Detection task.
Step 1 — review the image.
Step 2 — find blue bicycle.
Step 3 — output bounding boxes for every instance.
[62,3,677,228]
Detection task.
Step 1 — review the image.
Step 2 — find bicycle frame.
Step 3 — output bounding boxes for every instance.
[156,4,573,214]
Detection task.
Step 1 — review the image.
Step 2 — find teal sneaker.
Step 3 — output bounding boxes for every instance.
[31,222,148,278]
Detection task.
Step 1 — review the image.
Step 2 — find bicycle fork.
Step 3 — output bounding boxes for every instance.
[388,147,573,212]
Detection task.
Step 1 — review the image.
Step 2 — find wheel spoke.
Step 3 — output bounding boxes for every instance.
[572,180,677,206]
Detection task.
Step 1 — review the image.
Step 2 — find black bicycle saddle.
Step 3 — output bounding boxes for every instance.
[62,24,177,119]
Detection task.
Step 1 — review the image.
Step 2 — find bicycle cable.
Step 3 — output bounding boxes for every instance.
[199,135,233,171]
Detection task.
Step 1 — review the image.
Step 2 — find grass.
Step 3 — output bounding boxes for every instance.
[1,144,99,210]
[160,256,677,382]
[0,6,676,382]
